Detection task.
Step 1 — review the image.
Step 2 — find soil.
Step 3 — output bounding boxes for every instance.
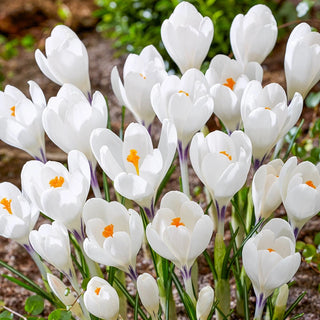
[0,1,319,319]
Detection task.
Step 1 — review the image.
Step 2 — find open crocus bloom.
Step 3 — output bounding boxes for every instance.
[252,159,283,221]
[90,120,177,219]
[0,182,39,245]
[35,25,91,97]
[0,81,46,162]
[230,4,277,66]
[285,23,320,100]
[83,198,143,280]
[279,156,320,237]
[205,54,263,132]
[161,1,214,74]
[111,45,167,128]
[21,150,90,237]
[241,81,302,165]
[243,218,300,319]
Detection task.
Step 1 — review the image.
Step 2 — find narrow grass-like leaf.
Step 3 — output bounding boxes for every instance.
[231,198,247,235]
[102,172,110,202]
[165,263,174,320]
[155,164,176,205]
[119,106,126,140]
[243,276,249,320]
[203,250,217,280]
[283,120,304,162]
[204,200,213,216]
[283,291,306,318]
[267,296,274,319]
[2,275,36,293]
[290,313,305,319]
[108,266,116,286]
[105,96,111,129]
[134,292,139,320]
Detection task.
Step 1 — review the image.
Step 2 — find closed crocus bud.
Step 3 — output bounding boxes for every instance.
[90,120,177,219]
[230,4,277,66]
[206,54,263,132]
[161,1,214,74]
[279,156,320,237]
[21,150,90,238]
[285,23,320,100]
[190,130,252,234]
[273,284,289,320]
[0,81,46,162]
[252,159,283,221]
[137,273,159,319]
[83,198,144,281]
[196,286,214,320]
[242,218,300,320]
[241,81,302,165]
[35,25,91,97]
[84,277,119,320]
[111,45,167,128]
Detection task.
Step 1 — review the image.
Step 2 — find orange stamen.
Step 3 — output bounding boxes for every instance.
[265,107,271,110]
[95,287,101,295]
[171,217,185,228]
[49,176,65,188]
[306,180,316,189]
[102,224,114,238]
[267,248,275,253]
[0,198,12,214]
[220,151,232,161]
[139,73,146,79]
[10,106,15,117]
[178,90,189,96]
[223,78,236,90]
[127,149,140,175]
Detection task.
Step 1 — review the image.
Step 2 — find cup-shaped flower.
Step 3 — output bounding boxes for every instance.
[137,273,159,319]
[205,54,263,132]
[83,277,119,320]
[0,81,46,162]
[196,286,214,320]
[111,45,167,128]
[35,25,91,96]
[242,218,300,319]
[230,4,277,66]
[252,159,283,221]
[146,191,213,282]
[285,23,320,100]
[83,198,144,280]
[90,120,177,219]
[161,1,214,74]
[29,221,73,274]
[21,150,90,237]
[151,68,213,150]
[190,130,252,234]
[241,81,302,163]
[0,182,39,245]
[278,156,320,237]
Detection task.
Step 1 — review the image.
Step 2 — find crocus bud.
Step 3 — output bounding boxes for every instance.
[83,277,119,320]
[196,286,214,320]
[273,284,289,320]
[137,273,159,319]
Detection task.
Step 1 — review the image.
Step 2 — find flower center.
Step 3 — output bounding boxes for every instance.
[171,217,185,227]
[127,149,140,175]
[102,224,114,238]
[139,73,146,79]
[95,287,101,295]
[306,180,316,189]
[49,176,65,188]
[267,248,275,253]
[0,198,12,214]
[178,90,189,96]
[223,78,236,90]
[10,106,15,117]
[220,150,232,161]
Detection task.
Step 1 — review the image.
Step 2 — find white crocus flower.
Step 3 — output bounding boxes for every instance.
[83,198,143,281]
[43,83,108,197]
[35,25,91,97]
[241,81,303,166]
[279,156,320,237]
[230,4,278,66]
[285,23,320,100]
[146,191,213,302]
[161,1,214,74]
[83,277,119,320]
[21,150,90,238]
[196,286,214,320]
[111,45,167,128]
[252,159,283,222]
[205,54,263,132]
[0,81,46,162]
[90,120,177,219]
[242,218,300,320]
[137,273,160,320]
[190,130,252,234]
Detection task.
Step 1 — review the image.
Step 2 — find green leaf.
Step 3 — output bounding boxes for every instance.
[0,311,13,319]
[295,241,306,251]
[314,232,320,246]
[25,295,44,315]
[48,309,71,320]
[302,244,316,262]
[306,91,320,108]
[283,291,306,318]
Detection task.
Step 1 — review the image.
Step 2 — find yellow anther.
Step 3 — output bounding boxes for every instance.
[10,106,15,117]
[223,78,236,90]
[139,73,146,79]
[102,224,114,238]
[267,248,275,253]
[171,217,185,228]
[306,180,316,189]
[178,90,189,96]
[265,107,271,110]
[49,176,65,188]
[95,287,101,295]
[220,151,232,161]
[0,198,12,214]
[127,149,140,175]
